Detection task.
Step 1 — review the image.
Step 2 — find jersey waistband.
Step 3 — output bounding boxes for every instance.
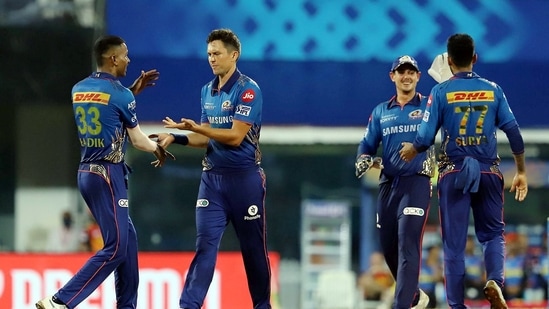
[203,165,261,175]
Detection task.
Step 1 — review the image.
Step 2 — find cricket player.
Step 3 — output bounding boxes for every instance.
[151,28,272,309]
[400,33,528,309]
[355,55,434,309]
[36,35,173,309]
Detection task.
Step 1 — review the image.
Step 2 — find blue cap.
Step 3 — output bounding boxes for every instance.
[391,55,419,72]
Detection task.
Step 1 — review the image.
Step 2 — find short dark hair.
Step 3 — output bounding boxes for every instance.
[207,28,241,54]
[93,35,125,67]
[447,33,475,68]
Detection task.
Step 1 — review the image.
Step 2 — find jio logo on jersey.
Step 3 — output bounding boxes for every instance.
[241,89,255,103]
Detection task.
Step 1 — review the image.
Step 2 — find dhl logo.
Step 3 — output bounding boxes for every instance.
[446,91,494,103]
[73,92,110,104]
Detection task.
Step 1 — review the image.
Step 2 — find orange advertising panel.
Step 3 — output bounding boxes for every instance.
[0,252,279,309]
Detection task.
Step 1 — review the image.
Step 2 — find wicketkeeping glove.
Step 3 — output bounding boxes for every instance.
[151,144,176,167]
[355,154,374,178]
[427,52,453,83]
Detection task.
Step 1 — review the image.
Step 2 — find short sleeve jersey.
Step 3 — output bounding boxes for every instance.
[358,93,435,177]
[200,69,262,170]
[414,72,518,162]
[72,72,138,163]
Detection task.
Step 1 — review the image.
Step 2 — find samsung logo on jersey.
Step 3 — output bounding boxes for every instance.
[382,124,420,136]
[208,115,233,124]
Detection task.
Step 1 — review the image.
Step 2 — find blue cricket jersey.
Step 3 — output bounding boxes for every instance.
[200,69,262,171]
[413,72,519,163]
[358,93,435,177]
[72,72,138,163]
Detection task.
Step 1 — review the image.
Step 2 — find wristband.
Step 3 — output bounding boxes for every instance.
[170,133,189,145]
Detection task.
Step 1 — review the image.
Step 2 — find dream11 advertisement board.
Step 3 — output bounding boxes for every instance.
[0,252,280,309]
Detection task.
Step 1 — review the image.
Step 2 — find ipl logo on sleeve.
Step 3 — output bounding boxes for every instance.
[235,105,252,117]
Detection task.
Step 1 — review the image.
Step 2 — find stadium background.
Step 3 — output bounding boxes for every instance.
[1,0,549,308]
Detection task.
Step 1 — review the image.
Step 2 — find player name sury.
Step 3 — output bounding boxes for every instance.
[455,135,488,146]
[382,124,420,136]
[80,137,105,147]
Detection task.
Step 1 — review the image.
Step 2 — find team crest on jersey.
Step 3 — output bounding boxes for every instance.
[236,104,252,117]
[408,109,423,120]
[241,89,255,103]
[221,100,233,110]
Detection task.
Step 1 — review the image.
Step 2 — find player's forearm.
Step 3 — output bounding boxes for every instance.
[131,135,157,152]
[127,126,157,152]
[186,132,209,148]
[502,123,524,155]
[513,152,526,174]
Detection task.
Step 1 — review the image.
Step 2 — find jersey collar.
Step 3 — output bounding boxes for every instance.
[212,69,241,94]
[388,92,422,109]
[90,72,118,80]
[453,71,480,79]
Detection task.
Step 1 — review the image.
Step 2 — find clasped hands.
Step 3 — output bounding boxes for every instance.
[147,117,198,167]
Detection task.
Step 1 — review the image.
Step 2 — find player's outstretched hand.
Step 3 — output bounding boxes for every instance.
[151,144,175,167]
[129,69,160,96]
[427,52,452,83]
[163,117,198,131]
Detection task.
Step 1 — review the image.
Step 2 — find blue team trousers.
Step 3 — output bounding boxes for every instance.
[180,166,271,309]
[438,166,505,309]
[377,174,431,309]
[56,162,138,309]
